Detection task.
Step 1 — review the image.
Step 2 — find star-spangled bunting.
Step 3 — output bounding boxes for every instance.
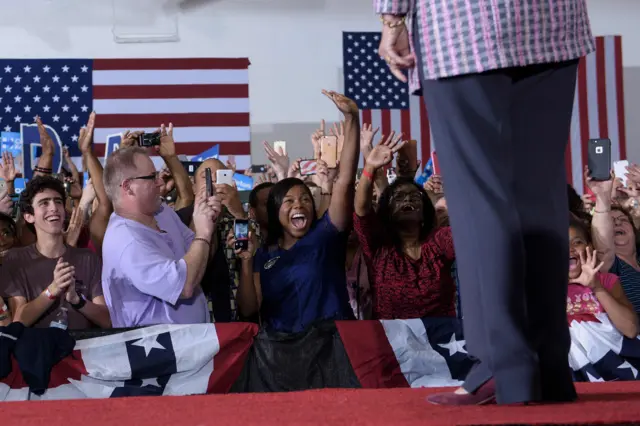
[0,60,92,157]
[343,32,409,110]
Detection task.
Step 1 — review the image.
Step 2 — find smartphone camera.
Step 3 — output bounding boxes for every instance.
[250,164,267,174]
[138,133,161,148]
[205,168,213,198]
[234,219,249,251]
[63,181,71,195]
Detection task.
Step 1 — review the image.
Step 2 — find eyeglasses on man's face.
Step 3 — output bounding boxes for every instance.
[121,172,159,187]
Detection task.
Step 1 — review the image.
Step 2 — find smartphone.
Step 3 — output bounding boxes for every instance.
[588,138,612,181]
[216,169,233,186]
[320,136,338,168]
[165,188,177,204]
[9,194,19,218]
[63,181,71,195]
[273,141,287,155]
[300,159,317,176]
[397,140,418,173]
[614,160,629,186]
[250,164,268,174]
[234,219,249,251]
[205,168,213,197]
[432,151,441,175]
[181,161,202,177]
[138,133,161,148]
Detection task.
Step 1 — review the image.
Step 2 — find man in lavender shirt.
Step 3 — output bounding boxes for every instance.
[101,145,221,327]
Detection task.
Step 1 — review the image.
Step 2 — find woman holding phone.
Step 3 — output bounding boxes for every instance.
[229,90,360,332]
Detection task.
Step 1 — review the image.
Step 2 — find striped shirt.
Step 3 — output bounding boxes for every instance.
[610,256,640,316]
[374,0,595,92]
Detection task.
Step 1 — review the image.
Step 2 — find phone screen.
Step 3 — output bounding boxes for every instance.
[234,220,249,240]
[300,159,317,176]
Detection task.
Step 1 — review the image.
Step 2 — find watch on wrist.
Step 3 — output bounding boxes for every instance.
[70,292,87,310]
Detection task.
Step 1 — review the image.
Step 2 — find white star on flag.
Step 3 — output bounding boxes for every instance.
[43,85,50,93]
[80,85,88,92]
[23,86,31,93]
[81,105,89,112]
[438,334,468,356]
[71,95,79,102]
[62,85,69,92]
[141,377,160,388]
[33,95,41,102]
[13,115,21,122]
[618,361,638,378]
[81,65,89,72]
[24,106,31,113]
[4,66,11,73]
[71,75,79,83]
[71,135,78,142]
[52,115,60,122]
[131,335,166,357]
[13,76,21,83]
[71,115,79,122]
[4,106,11,113]
[62,105,70,112]
[4,125,10,131]
[43,105,50,112]
[52,75,60,83]
[52,95,60,102]
[61,125,69,132]
[33,75,40,83]
[62,65,70,73]
[43,65,50,73]
[23,65,31,73]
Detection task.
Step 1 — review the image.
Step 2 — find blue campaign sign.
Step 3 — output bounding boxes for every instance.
[233,173,253,191]
[415,158,434,186]
[20,123,63,180]
[13,178,27,194]
[105,133,122,159]
[191,145,219,162]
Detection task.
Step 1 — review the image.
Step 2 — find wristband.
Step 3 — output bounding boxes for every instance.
[0,304,8,314]
[194,237,212,247]
[70,292,87,310]
[44,288,57,300]
[361,169,374,181]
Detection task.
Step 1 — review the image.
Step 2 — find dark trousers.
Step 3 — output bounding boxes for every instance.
[418,60,579,404]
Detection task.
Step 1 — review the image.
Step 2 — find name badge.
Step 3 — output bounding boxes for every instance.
[264,256,280,270]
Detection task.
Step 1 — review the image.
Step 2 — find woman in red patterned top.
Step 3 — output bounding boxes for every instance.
[354,135,456,319]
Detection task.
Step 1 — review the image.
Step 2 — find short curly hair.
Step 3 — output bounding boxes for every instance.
[19,175,66,216]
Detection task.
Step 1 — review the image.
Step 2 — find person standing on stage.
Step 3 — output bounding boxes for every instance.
[374,1,594,405]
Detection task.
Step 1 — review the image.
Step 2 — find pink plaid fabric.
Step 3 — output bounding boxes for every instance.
[374,0,595,92]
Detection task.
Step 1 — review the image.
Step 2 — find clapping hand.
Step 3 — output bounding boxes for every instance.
[35,116,54,155]
[571,247,604,289]
[78,112,96,154]
[64,206,84,247]
[48,258,75,297]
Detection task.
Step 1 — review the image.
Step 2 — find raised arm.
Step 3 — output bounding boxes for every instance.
[587,169,615,271]
[157,123,195,210]
[78,112,112,252]
[322,90,360,232]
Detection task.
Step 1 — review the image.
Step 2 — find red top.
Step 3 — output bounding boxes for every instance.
[353,211,457,320]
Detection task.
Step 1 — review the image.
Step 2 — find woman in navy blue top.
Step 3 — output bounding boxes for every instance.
[232,90,360,333]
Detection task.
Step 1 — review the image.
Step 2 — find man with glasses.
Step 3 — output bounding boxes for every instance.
[101,147,222,327]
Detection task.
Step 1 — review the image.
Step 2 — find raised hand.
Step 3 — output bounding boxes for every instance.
[316,159,337,186]
[226,229,256,260]
[311,120,325,160]
[360,123,379,150]
[64,206,85,247]
[48,258,75,297]
[157,123,175,158]
[584,166,613,199]
[78,112,96,154]
[322,90,358,116]
[214,181,244,218]
[263,141,290,180]
[35,116,54,155]
[121,130,144,148]
[0,151,17,182]
[571,247,604,288]
[424,174,444,196]
[192,189,218,238]
[226,155,237,174]
[366,132,405,170]
[288,158,303,179]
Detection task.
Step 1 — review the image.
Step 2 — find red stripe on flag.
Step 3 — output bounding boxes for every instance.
[595,37,609,139]
[48,350,88,388]
[362,110,372,126]
[207,323,258,393]
[95,113,250,128]
[93,84,249,99]
[92,142,251,157]
[93,58,251,70]
[380,110,391,137]
[419,99,431,168]
[335,320,409,389]
[615,36,627,159]
[578,58,591,191]
[400,109,412,140]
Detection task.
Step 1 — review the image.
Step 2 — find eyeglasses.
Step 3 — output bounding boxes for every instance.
[130,172,159,181]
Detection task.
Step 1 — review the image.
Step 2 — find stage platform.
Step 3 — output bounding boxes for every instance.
[4,381,640,426]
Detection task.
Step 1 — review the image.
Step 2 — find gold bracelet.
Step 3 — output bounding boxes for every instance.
[380,16,406,28]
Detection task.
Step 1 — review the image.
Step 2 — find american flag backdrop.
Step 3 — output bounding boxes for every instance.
[343,33,627,194]
[0,58,251,170]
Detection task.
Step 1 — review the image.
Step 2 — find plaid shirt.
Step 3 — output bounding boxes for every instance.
[374,0,595,92]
